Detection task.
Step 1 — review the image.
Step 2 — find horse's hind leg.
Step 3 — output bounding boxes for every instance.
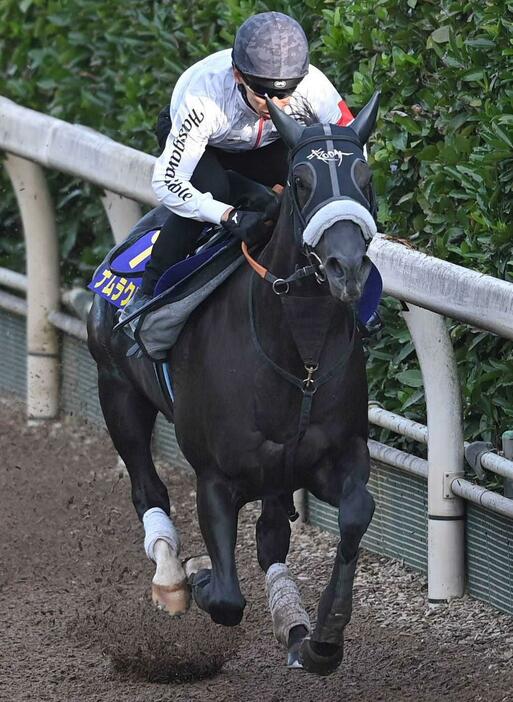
[301,437,374,676]
[191,476,246,626]
[97,367,189,615]
[256,496,310,668]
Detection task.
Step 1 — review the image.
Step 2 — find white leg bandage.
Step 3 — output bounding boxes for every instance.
[266,563,310,647]
[143,507,181,562]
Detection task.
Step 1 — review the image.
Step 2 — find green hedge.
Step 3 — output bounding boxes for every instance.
[1,0,513,455]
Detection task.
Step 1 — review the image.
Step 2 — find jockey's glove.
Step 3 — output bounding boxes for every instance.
[223,209,273,248]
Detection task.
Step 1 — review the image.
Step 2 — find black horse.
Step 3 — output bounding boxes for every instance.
[88,92,380,675]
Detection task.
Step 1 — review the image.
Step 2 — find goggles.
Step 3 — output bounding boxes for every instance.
[245,82,293,100]
[241,71,302,100]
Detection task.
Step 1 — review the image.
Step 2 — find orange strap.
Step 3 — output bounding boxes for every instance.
[240,183,283,278]
[241,242,269,280]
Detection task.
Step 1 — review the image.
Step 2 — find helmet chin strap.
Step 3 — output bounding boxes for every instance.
[237,83,258,114]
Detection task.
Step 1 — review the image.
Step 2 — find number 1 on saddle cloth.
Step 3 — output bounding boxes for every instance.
[88,224,226,309]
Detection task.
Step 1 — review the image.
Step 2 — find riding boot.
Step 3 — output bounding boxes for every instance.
[117,288,153,337]
[142,212,205,295]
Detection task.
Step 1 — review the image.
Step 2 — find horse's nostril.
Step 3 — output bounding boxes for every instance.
[327,259,345,279]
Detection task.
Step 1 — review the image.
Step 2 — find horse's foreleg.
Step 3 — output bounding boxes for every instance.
[97,367,189,615]
[301,439,374,676]
[257,497,310,667]
[191,477,245,626]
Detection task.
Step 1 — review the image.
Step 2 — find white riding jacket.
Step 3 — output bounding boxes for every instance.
[152,49,354,224]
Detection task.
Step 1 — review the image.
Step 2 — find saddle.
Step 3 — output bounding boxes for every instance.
[89,174,280,360]
[89,212,244,360]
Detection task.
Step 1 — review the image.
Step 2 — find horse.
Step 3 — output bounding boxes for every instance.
[87,91,381,675]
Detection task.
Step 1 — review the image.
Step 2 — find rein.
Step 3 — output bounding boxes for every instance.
[241,242,319,294]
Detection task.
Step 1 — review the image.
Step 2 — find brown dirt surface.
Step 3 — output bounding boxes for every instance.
[1,395,513,702]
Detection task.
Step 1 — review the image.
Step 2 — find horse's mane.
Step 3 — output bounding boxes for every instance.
[289,95,319,126]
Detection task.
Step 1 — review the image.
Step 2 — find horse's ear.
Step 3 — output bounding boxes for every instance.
[349,90,381,145]
[266,97,304,150]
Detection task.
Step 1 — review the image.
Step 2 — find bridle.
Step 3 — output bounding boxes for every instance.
[242,129,372,294]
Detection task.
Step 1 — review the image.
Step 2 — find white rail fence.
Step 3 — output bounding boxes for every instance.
[2,96,513,607]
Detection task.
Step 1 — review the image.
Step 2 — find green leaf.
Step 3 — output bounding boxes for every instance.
[461,69,486,82]
[396,369,424,388]
[431,26,450,44]
[464,38,495,48]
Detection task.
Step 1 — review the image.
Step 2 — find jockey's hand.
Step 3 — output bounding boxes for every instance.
[223,209,273,247]
[263,194,281,225]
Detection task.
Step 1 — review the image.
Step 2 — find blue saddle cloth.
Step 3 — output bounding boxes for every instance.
[153,237,230,296]
[358,263,382,326]
[89,215,381,325]
[88,224,226,309]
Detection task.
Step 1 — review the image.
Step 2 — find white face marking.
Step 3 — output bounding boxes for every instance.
[307,148,354,167]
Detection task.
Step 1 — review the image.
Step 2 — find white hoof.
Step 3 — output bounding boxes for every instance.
[152,580,190,616]
[287,653,304,670]
[151,539,190,616]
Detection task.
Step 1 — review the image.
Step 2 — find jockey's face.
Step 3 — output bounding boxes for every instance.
[233,68,292,118]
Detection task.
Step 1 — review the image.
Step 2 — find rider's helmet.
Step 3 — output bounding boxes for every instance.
[232,12,309,99]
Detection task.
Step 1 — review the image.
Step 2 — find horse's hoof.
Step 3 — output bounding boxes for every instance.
[287,624,308,669]
[183,554,212,584]
[151,580,190,616]
[287,648,304,669]
[299,637,344,676]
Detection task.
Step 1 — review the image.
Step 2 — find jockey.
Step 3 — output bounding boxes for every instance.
[121,11,355,320]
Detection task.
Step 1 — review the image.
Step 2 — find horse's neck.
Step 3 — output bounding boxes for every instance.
[259,196,306,281]
[251,196,352,371]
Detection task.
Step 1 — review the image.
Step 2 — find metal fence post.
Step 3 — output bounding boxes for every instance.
[401,304,465,603]
[101,190,142,244]
[502,431,513,498]
[4,154,60,421]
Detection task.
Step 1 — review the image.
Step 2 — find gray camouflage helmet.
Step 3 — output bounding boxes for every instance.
[232,12,309,81]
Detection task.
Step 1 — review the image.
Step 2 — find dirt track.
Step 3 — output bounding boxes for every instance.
[1,396,513,702]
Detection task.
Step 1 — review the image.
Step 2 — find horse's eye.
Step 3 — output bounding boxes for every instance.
[294,176,305,190]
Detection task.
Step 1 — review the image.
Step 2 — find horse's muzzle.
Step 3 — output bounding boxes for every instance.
[324,255,371,304]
